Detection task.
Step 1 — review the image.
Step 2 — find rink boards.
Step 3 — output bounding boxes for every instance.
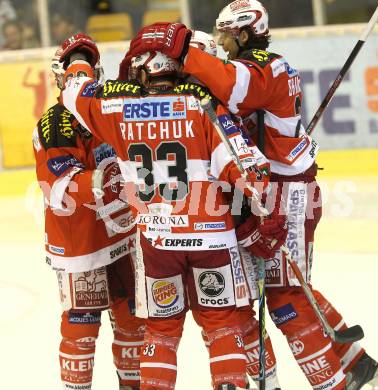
[0,23,377,168]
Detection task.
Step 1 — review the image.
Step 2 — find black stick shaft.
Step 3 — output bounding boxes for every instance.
[306,40,364,135]
[306,6,378,135]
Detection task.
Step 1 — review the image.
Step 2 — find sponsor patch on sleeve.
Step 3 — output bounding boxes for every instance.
[270,303,298,325]
[218,114,239,135]
[92,143,116,167]
[286,136,310,162]
[81,81,99,97]
[101,98,124,114]
[47,155,84,176]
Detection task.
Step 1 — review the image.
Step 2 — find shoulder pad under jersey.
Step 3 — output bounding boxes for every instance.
[97,80,142,98]
[239,49,281,68]
[38,104,78,150]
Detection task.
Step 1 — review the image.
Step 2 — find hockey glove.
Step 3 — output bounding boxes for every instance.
[118,51,133,80]
[236,212,288,259]
[60,33,100,69]
[129,22,192,60]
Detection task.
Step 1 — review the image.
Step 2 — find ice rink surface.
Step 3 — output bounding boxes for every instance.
[1,154,378,389]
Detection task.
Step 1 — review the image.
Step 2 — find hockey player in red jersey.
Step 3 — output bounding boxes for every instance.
[56,31,287,390]
[188,30,282,390]
[120,2,378,389]
[33,45,144,390]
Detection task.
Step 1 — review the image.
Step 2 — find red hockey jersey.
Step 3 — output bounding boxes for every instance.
[33,103,135,272]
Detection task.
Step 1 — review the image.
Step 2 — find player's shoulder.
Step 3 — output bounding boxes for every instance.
[238,49,282,68]
[37,103,78,150]
[174,81,212,100]
[96,79,142,98]
[238,49,300,79]
[173,81,221,111]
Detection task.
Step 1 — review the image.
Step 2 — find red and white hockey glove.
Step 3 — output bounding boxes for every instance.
[236,212,288,259]
[60,33,100,69]
[102,161,124,204]
[129,22,192,59]
[118,51,133,80]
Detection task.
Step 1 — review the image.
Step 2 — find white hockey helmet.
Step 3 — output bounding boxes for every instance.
[51,47,104,90]
[130,51,179,79]
[190,30,217,57]
[216,0,269,37]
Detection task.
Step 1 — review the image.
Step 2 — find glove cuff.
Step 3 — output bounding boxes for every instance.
[92,169,104,199]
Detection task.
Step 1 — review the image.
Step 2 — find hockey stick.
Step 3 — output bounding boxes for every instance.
[256,109,266,390]
[306,5,378,135]
[281,246,364,344]
[200,98,365,345]
[200,99,269,217]
[201,98,268,387]
[257,257,266,389]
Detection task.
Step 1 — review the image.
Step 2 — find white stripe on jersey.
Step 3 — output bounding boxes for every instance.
[270,140,318,176]
[50,167,83,211]
[210,142,233,179]
[59,352,95,359]
[264,110,302,138]
[140,362,177,370]
[228,61,251,114]
[62,76,92,132]
[209,353,247,363]
[47,234,135,273]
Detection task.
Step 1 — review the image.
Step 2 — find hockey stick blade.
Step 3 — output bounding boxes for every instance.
[334,325,364,344]
[282,246,365,344]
